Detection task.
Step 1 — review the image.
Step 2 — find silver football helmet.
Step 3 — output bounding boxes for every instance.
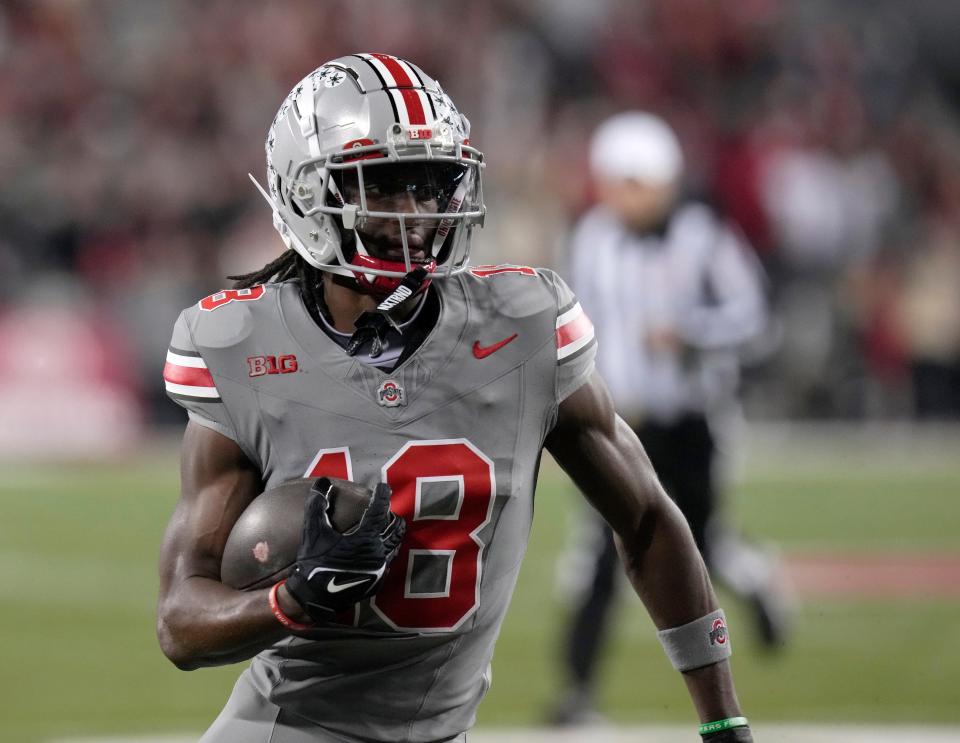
[253,53,485,294]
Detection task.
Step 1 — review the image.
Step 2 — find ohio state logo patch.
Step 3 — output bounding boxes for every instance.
[377,379,405,407]
[709,617,728,646]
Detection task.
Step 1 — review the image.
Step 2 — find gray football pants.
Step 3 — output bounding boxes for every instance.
[200,669,467,743]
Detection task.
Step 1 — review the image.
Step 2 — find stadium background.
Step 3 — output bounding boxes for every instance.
[1,1,959,741]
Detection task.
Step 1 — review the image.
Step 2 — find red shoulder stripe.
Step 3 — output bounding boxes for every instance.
[163,362,215,388]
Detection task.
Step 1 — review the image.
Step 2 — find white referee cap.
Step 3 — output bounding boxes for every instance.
[589,111,683,185]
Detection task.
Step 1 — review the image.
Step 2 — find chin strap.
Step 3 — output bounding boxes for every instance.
[346,267,430,358]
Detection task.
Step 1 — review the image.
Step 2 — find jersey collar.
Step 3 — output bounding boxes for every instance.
[277,277,470,409]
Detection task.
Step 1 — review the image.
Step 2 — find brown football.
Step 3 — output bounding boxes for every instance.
[220,477,373,590]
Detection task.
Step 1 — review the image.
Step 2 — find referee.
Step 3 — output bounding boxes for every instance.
[549,112,791,725]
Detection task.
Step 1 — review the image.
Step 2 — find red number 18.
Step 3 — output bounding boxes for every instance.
[305,439,495,632]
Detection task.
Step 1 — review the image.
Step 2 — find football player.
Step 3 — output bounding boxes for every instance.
[156,54,754,743]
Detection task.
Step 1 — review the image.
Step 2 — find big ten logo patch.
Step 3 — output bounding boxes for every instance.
[248,354,299,377]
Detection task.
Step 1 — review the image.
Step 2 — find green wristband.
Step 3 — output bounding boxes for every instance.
[699,716,749,735]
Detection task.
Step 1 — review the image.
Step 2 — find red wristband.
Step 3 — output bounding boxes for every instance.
[268,580,313,632]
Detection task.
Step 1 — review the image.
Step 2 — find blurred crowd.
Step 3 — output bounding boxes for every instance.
[3,0,960,444]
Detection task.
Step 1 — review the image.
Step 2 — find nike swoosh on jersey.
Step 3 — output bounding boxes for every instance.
[327,576,374,593]
[472,333,518,359]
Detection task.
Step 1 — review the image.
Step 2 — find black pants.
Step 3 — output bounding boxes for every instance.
[912,359,960,419]
[563,413,716,688]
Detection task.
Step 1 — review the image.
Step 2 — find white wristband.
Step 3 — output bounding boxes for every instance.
[657,608,732,672]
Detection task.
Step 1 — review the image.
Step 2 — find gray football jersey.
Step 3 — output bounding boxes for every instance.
[164,265,597,742]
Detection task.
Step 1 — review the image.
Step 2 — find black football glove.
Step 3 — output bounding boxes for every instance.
[702,725,753,742]
[285,477,405,623]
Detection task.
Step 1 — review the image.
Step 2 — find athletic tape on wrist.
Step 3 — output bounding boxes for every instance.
[657,608,731,672]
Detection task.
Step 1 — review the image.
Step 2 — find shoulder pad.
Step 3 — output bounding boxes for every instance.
[183,284,279,350]
[463,264,556,319]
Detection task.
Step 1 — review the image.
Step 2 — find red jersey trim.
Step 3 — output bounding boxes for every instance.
[555,303,595,360]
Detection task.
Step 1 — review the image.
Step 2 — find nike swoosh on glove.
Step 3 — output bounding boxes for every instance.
[284,477,405,623]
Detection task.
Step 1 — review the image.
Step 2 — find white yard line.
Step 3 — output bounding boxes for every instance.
[50,724,960,743]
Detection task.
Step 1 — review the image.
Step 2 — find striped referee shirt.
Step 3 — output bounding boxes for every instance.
[569,202,767,423]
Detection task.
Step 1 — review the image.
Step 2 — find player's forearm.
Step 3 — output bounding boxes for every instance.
[615,500,743,721]
[682,660,743,724]
[157,576,288,670]
[548,376,745,723]
[614,494,715,627]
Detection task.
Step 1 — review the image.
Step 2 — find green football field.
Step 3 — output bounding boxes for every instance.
[1,427,958,742]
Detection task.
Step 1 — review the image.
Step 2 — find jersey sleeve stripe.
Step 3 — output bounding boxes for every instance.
[165,381,221,399]
[166,386,222,403]
[556,303,596,360]
[558,334,597,363]
[556,302,587,328]
[166,350,207,368]
[163,361,216,388]
[168,345,201,358]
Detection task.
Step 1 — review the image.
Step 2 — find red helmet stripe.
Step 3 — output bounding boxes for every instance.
[369,54,427,124]
[388,88,429,126]
[372,53,415,87]
[399,88,427,125]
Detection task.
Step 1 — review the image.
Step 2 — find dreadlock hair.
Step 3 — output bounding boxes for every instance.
[228,249,327,326]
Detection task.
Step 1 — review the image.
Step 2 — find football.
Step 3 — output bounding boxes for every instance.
[220,477,373,590]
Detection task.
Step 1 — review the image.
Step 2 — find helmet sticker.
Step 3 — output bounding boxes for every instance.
[324,70,346,88]
[429,91,466,138]
[308,65,348,91]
